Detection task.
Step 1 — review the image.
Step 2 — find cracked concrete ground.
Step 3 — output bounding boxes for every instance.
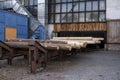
[0,50,120,80]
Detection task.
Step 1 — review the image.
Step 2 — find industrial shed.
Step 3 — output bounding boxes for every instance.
[0,0,120,50]
[0,10,28,41]
[47,0,120,50]
[0,0,120,79]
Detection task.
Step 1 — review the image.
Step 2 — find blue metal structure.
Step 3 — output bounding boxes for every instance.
[0,10,28,41]
[32,26,46,40]
[0,0,47,40]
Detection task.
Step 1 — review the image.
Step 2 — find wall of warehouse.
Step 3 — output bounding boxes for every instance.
[106,0,120,20]
[0,10,28,41]
[47,0,120,39]
[106,0,120,50]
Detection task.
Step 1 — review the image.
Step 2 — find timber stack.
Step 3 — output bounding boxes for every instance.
[0,37,104,73]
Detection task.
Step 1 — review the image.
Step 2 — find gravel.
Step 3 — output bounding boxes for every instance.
[0,50,120,80]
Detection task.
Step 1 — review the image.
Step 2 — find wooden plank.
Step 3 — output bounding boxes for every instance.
[52,37,104,42]
[0,47,2,58]
[5,27,17,40]
[40,43,59,50]
[54,24,61,32]
[107,20,120,43]
[6,39,67,44]
[54,23,107,32]
[92,38,104,41]
[5,42,29,49]
[53,37,93,40]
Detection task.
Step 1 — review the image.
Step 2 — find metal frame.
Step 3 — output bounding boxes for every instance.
[48,0,106,24]
[0,0,38,18]
[20,0,38,17]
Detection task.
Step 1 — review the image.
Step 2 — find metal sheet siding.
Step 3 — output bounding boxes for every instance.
[0,33,4,41]
[0,10,28,41]
[37,26,46,40]
[17,26,28,35]
[32,26,46,40]
[17,35,28,39]
[17,15,28,26]
[0,23,5,41]
[0,10,5,23]
[5,12,17,27]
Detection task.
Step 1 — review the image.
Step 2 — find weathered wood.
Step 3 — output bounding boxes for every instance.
[53,37,93,40]
[40,43,59,50]
[6,39,67,44]
[52,37,102,46]
[28,41,47,73]
[29,46,38,73]
[0,40,48,73]
[5,42,29,49]
[53,37,104,41]
[0,47,2,58]
[92,38,104,41]
[76,40,101,44]
[107,20,120,43]
[54,23,107,32]
[47,44,72,51]
[0,41,14,64]
[38,40,67,44]
[6,37,102,51]
[7,49,14,65]
[50,40,88,48]
[0,41,12,51]
[6,39,36,42]
[66,41,82,49]
[56,44,72,51]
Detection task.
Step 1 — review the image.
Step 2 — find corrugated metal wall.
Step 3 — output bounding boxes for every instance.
[107,20,120,50]
[0,10,28,41]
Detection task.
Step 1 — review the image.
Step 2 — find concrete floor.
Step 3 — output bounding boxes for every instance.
[0,50,120,80]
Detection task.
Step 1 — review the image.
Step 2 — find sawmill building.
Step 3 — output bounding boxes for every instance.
[0,0,120,50]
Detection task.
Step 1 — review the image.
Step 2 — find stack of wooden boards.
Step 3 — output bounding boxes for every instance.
[0,37,104,73]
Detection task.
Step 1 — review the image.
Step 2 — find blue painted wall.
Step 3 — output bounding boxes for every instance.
[0,10,28,41]
[32,26,47,40]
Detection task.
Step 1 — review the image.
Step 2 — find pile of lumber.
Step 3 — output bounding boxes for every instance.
[6,37,104,51]
[50,37,104,49]
[0,37,104,73]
